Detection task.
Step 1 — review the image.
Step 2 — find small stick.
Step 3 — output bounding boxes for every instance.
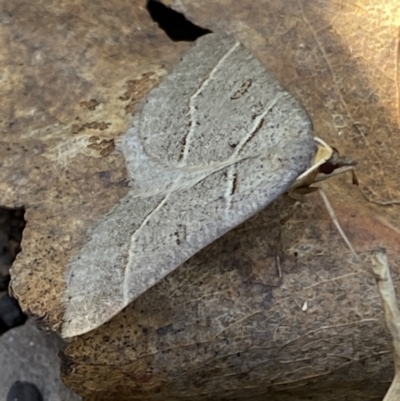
[318,188,360,260]
[358,188,400,206]
[346,168,400,206]
[371,248,400,401]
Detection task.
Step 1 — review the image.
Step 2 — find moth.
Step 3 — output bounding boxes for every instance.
[62,34,354,338]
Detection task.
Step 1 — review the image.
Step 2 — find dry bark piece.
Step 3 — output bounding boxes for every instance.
[60,1,400,400]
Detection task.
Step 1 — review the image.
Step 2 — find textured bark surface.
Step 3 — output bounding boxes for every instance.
[2,0,400,400]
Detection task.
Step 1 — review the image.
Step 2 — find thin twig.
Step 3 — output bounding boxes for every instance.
[358,188,400,206]
[371,248,400,401]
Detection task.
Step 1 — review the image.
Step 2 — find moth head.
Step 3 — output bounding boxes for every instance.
[291,137,357,190]
[314,146,358,184]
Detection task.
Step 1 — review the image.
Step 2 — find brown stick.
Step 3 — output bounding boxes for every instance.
[371,248,400,401]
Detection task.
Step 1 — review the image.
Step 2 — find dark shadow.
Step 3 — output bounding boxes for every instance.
[0,207,25,291]
[0,292,28,335]
[7,381,43,401]
[146,0,212,42]
[0,207,27,335]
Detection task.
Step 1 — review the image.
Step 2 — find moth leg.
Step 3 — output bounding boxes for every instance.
[275,200,302,274]
[350,167,359,186]
[318,188,360,260]
[293,186,319,196]
[275,254,282,278]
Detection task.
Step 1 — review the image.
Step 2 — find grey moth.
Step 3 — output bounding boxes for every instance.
[62,34,316,338]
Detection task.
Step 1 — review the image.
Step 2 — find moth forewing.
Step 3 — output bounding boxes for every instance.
[61,33,315,338]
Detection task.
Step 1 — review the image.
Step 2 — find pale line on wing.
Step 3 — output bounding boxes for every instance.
[224,165,236,213]
[230,92,287,159]
[181,41,241,164]
[123,194,170,302]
